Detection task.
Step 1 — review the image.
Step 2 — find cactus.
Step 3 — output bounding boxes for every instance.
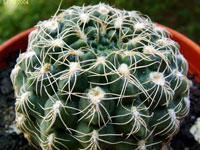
[11,3,191,150]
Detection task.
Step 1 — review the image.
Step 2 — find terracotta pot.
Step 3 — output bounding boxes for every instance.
[0,25,199,81]
[0,27,36,70]
[155,23,200,82]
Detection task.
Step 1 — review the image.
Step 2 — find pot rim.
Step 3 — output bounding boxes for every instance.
[0,27,36,60]
[155,23,200,82]
[0,24,199,82]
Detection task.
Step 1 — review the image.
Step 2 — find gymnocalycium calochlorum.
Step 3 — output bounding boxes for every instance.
[11,3,191,150]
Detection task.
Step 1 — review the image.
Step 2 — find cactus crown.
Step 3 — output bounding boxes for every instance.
[11,3,190,150]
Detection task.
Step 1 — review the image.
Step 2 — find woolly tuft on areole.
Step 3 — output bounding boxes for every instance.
[10,3,191,150]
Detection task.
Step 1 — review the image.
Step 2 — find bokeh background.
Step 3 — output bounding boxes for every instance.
[0,0,199,45]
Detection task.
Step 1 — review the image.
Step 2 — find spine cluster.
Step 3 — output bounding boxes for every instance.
[11,3,191,150]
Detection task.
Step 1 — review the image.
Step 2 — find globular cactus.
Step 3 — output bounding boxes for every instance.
[11,3,191,150]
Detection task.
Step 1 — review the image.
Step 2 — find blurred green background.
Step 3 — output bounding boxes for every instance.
[0,0,199,45]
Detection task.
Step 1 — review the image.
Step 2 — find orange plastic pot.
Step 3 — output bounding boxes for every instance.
[0,24,200,82]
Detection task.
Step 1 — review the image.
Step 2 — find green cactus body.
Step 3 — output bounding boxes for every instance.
[11,3,191,150]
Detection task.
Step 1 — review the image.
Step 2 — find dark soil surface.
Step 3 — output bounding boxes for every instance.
[0,52,36,150]
[0,52,200,150]
[171,75,200,150]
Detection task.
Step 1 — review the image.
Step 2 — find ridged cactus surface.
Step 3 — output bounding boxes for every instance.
[11,4,191,150]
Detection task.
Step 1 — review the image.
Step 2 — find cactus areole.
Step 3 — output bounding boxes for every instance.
[11,4,191,150]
